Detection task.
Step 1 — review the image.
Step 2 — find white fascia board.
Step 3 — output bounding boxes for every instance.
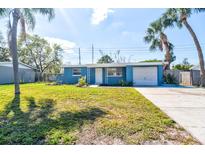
[62,62,167,68]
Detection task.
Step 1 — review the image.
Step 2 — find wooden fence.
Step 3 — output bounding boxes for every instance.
[191,70,201,86]
[179,71,192,86]
[164,70,201,86]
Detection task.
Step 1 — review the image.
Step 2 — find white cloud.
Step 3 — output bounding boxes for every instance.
[91,8,114,25]
[44,37,77,64]
[44,37,76,54]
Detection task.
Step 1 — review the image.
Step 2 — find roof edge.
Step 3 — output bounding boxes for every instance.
[0,61,38,70]
[63,62,168,68]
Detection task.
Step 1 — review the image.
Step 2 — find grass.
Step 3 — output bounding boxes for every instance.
[0,83,198,144]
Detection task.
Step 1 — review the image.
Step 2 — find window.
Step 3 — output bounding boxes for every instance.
[72,68,81,76]
[107,68,122,77]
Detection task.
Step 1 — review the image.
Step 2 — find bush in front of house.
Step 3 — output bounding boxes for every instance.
[164,73,177,84]
[99,80,132,86]
[119,80,133,86]
[76,76,88,87]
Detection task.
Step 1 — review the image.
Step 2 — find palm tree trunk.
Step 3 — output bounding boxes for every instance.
[182,20,205,87]
[160,33,171,70]
[164,43,171,70]
[9,9,20,94]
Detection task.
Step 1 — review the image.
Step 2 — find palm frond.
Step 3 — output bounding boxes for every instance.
[0,8,10,18]
[31,8,55,21]
[144,35,154,43]
[144,27,156,43]
[161,9,179,28]
[178,8,192,17]
[194,8,205,13]
[150,19,162,33]
[22,9,36,30]
[147,27,155,35]
[168,42,174,51]
[176,21,183,29]
[161,15,175,28]
[149,38,161,51]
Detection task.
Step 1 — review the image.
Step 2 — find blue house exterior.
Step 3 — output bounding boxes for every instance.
[63,67,87,84]
[61,62,165,86]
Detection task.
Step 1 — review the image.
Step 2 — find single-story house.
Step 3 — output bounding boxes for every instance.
[0,62,37,84]
[61,62,166,86]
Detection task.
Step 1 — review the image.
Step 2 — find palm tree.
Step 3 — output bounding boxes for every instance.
[0,8,55,94]
[161,8,205,87]
[144,18,174,70]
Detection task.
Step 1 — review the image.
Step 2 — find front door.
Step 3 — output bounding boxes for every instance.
[95,68,103,84]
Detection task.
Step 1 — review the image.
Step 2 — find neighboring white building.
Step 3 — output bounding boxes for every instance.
[190,65,205,71]
[0,62,37,84]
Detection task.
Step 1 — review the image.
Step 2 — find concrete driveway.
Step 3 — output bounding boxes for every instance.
[135,87,205,144]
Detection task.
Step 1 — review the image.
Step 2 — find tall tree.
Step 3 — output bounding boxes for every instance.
[0,33,10,61]
[144,18,174,70]
[97,55,114,64]
[0,8,55,94]
[160,8,205,87]
[18,34,63,78]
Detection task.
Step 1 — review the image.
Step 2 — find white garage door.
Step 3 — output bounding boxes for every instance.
[133,67,158,86]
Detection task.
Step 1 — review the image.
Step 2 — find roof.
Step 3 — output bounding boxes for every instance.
[190,65,204,70]
[63,62,167,68]
[0,62,37,70]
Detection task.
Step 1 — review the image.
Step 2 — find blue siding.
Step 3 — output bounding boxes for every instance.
[63,67,87,84]
[89,68,95,84]
[103,68,106,84]
[126,66,133,83]
[62,65,164,86]
[157,65,163,85]
[87,68,90,83]
[104,67,126,85]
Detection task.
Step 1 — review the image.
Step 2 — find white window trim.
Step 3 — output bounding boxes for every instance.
[72,68,81,76]
[107,68,123,77]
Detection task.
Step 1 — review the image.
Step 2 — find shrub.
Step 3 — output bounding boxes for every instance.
[76,76,88,87]
[164,74,177,84]
[119,80,133,86]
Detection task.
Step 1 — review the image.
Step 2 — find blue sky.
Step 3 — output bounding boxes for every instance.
[1,8,205,65]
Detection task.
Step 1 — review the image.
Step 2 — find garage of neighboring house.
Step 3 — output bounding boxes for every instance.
[0,62,37,84]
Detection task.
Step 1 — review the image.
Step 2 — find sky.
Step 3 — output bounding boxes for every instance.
[1,8,205,65]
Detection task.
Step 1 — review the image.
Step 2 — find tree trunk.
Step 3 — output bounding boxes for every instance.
[183,20,205,87]
[160,33,171,70]
[39,72,44,81]
[164,43,171,70]
[9,9,20,94]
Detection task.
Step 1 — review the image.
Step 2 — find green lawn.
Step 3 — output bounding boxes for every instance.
[0,83,198,144]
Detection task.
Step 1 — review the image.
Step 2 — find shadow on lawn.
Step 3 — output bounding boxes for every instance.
[0,95,106,145]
